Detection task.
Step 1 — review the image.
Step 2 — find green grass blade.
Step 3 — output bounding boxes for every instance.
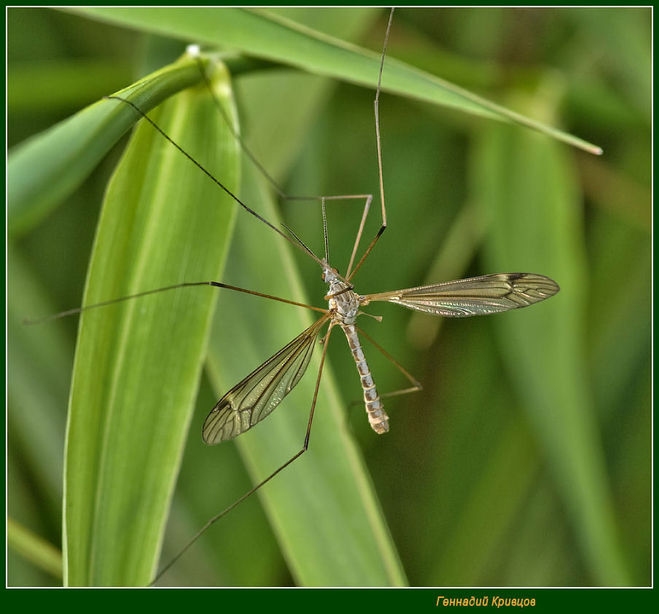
[7,518,63,581]
[473,119,631,585]
[74,7,601,154]
[63,60,240,586]
[8,54,210,237]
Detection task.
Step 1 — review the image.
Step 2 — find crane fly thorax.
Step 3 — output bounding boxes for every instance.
[322,264,360,325]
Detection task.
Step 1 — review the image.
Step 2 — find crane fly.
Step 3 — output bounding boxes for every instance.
[202,270,559,444]
[30,8,560,585]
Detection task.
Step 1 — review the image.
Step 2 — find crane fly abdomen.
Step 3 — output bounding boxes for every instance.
[323,263,389,434]
[342,323,389,434]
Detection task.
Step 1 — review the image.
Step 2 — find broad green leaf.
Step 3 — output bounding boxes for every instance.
[63,59,240,586]
[61,50,406,588]
[205,8,407,586]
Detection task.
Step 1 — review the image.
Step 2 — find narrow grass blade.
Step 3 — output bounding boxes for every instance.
[8,518,63,581]
[74,7,602,154]
[63,61,240,586]
[474,120,631,585]
[8,54,210,237]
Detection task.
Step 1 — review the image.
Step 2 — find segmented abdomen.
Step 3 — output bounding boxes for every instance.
[341,324,389,434]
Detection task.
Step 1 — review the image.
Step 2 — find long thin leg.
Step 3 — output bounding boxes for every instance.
[107,94,364,287]
[345,8,395,283]
[150,321,336,585]
[192,12,396,281]
[345,193,372,279]
[266,5,395,282]
[24,280,327,325]
[109,9,396,289]
[191,54,376,275]
[195,56,375,224]
[106,95,329,270]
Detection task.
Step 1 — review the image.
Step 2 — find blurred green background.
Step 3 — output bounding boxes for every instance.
[7,7,650,587]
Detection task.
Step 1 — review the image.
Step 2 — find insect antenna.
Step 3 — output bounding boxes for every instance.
[280,221,319,262]
[321,197,330,263]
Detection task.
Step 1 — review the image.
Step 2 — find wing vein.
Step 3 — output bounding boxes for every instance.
[362,273,559,318]
[203,314,330,443]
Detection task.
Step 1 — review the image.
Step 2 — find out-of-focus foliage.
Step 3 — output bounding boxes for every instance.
[8,7,650,587]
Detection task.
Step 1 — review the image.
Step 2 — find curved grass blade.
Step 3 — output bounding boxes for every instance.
[8,53,211,237]
[63,60,240,586]
[74,7,602,154]
[7,518,63,581]
[475,121,631,585]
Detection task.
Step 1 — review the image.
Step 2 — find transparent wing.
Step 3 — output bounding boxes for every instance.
[203,314,330,444]
[363,273,559,317]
